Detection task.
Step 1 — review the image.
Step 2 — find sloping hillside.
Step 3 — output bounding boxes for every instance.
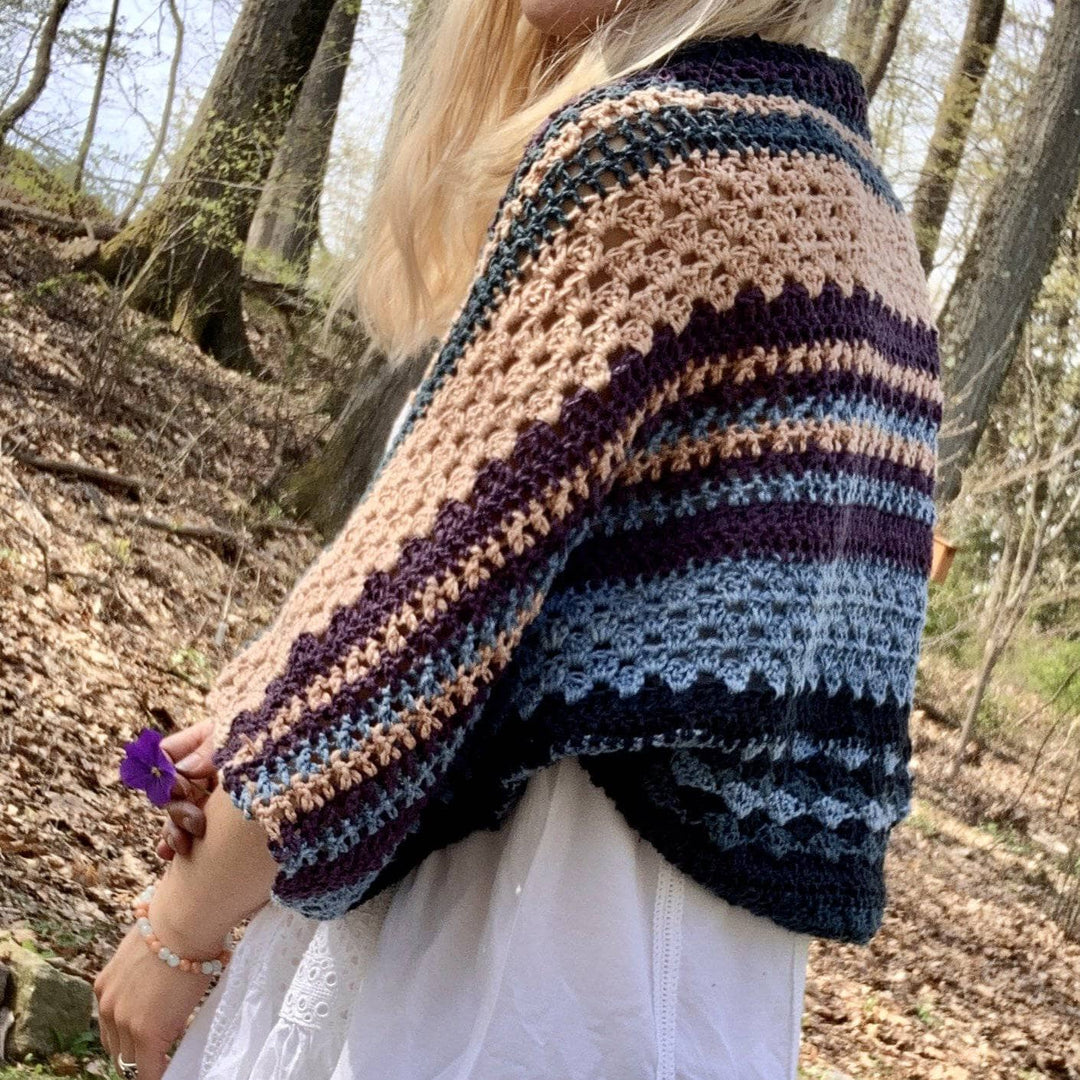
[1,218,1079,1079]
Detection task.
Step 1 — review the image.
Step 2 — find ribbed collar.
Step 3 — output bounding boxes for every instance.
[655,33,870,140]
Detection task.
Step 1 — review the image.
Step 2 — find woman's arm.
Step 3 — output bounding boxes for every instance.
[151,783,278,949]
[94,785,278,1080]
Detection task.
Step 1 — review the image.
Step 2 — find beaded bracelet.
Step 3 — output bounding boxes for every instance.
[132,885,234,976]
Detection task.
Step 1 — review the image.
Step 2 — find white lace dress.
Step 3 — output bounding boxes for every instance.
[161,757,811,1080]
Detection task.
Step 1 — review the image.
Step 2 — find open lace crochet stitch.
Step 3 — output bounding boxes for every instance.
[208,32,941,944]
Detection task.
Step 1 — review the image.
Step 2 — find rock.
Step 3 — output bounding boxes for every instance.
[0,936,93,1060]
[48,1051,81,1076]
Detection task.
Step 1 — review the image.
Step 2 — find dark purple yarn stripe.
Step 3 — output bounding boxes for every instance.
[562,498,933,590]
[274,763,432,903]
[661,35,871,138]
[676,280,938,375]
[273,687,488,873]
[218,279,935,757]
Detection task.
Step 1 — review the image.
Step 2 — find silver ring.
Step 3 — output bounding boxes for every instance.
[117,1055,138,1079]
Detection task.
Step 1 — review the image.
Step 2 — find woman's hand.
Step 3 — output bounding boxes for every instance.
[157,719,217,861]
[94,921,212,1080]
[96,783,278,1078]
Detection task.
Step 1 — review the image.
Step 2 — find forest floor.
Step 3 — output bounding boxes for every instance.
[1,217,1080,1079]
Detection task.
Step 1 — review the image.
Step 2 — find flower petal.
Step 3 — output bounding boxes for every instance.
[146,772,176,808]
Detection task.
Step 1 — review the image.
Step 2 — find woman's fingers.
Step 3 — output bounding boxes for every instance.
[113,1014,169,1080]
[93,970,117,1063]
[117,1031,141,1079]
[167,773,210,810]
[134,1032,171,1080]
[166,799,206,838]
[160,719,212,766]
[162,818,193,858]
[156,799,205,861]
[161,720,218,780]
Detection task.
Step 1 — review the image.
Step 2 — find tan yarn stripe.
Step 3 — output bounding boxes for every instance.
[208,147,935,733]
[483,85,881,260]
[252,591,545,841]
[671,337,943,412]
[621,415,935,487]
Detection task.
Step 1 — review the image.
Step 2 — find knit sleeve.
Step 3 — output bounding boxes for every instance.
[206,90,711,918]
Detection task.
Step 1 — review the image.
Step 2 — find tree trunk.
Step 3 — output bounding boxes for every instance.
[935,0,1080,508]
[863,0,912,101]
[0,0,73,147]
[278,0,437,531]
[93,0,338,373]
[842,0,884,76]
[246,0,360,282]
[72,0,121,192]
[118,0,183,225]
[0,9,45,113]
[909,0,1006,275]
[282,346,431,536]
[948,631,1004,781]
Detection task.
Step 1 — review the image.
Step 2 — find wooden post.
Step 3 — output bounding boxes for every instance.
[930,531,957,584]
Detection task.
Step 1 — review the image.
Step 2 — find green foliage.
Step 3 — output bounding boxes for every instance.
[155,99,299,261]
[978,819,1031,855]
[50,1028,104,1062]
[27,273,87,305]
[904,805,941,840]
[242,243,307,290]
[923,568,978,664]
[922,518,998,665]
[169,645,211,680]
[27,917,102,954]
[109,536,131,565]
[914,998,941,1028]
[1008,636,1080,717]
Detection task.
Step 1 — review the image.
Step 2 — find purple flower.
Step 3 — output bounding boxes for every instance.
[120,728,177,807]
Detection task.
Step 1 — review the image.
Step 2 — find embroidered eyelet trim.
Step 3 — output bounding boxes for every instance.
[652,858,685,1080]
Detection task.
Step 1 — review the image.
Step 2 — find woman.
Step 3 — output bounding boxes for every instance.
[94,0,941,1073]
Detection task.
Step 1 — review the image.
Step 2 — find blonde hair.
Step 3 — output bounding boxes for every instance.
[346,0,840,367]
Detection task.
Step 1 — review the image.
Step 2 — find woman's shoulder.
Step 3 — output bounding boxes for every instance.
[486,33,897,260]
[474,33,927,325]
[517,33,876,181]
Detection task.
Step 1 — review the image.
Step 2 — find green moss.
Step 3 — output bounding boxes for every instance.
[0,146,108,220]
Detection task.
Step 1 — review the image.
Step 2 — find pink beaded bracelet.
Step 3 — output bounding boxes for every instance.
[132,885,234,976]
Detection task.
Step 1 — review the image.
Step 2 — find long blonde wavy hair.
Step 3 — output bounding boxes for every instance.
[346,0,841,368]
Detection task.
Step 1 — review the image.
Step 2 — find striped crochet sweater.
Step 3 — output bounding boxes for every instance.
[209,32,941,944]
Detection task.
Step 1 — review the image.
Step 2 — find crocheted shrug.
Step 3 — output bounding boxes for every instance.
[209,33,941,944]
